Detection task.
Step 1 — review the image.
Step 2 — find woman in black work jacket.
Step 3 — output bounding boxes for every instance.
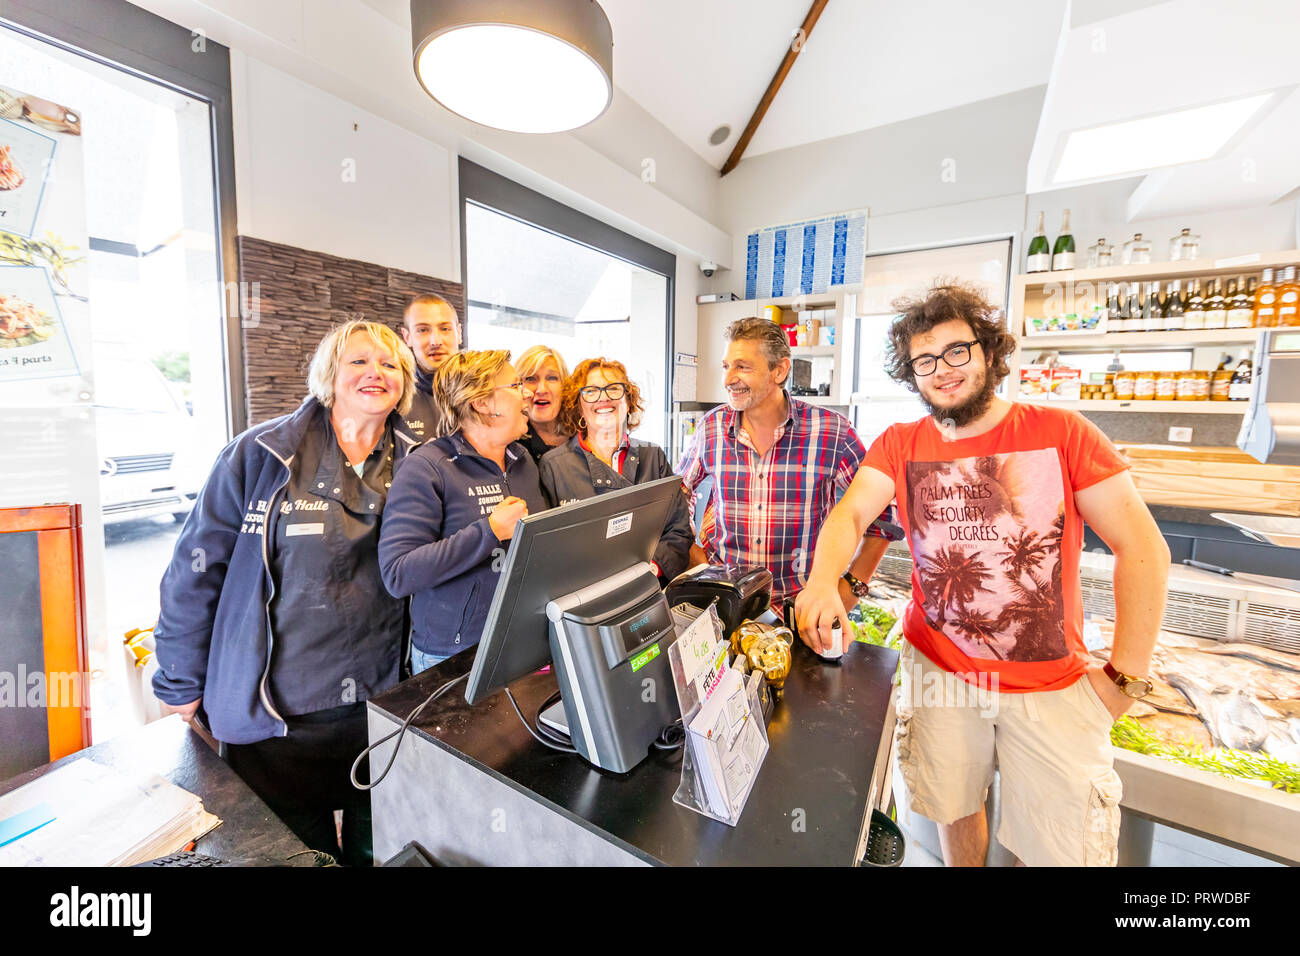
[152,320,418,866]
[537,357,693,583]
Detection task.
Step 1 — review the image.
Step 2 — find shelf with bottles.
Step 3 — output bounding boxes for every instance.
[1017,262,1300,339]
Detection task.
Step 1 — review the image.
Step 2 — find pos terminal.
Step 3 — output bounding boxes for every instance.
[464,476,685,773]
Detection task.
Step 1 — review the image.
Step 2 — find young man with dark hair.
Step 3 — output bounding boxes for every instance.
[399,293,461,440]
[678,316,895,609]
[796,281,1170,867]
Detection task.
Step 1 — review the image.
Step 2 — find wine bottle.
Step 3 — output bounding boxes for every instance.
[1124,283,1141,332]
[1027,212,1051,273]
[1227,277,1254,329]
[1229,349,1254,401]
[1143,282,1164,332]
[1183,279,1205,330]
[1204,278,1227,329]
[1163,281,1185,330]
[1051,209,1076,271]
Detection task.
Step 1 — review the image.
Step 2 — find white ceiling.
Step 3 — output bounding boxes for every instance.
[362,0,1066,168]
[1027,0,1300,216]
[604,0,1068,167]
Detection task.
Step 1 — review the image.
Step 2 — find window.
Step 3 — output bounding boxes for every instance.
[460,160,673,448]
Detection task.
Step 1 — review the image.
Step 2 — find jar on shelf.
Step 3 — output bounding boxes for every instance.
[1113,371,1136,400]
[1087,238,1115,268]
[1168,227,1200,261]
[1134,370,1157,400]
[1177,370,1209,401]
[1122,233,1153,265]
[1154,371,1179,400]
[1210,369,1234,401]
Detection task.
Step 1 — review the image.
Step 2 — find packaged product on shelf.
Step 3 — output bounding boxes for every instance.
[1114,371,1136,401]
[1176,370,1209,401]
[1210,369,1234,401]
[1134,370,1157,400]
[1154,371,1178,401]
[1019,365,1050,400]
[1048,366,1082,401]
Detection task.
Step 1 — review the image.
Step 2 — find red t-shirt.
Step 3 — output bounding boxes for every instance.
[862,403,1129,692]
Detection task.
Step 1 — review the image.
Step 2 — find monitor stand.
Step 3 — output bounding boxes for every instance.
[539,700,569,736]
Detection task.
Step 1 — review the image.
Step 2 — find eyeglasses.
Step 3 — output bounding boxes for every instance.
[495,381,525,394]
[579,382,627,402]
[907,341,979,377]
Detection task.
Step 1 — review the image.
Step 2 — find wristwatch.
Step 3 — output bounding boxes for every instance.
[841,571,870,599]
[1102,662,1153,699]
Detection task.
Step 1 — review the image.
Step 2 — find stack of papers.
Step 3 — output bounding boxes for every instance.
[0,758,220,866]
[687,667,768,820]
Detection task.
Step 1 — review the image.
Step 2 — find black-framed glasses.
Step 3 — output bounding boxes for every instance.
[579,382,627,402]
[908,341,979,377]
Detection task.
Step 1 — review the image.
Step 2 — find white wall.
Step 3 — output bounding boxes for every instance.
[130,0,731,273]
[231,53,457,279]
[709,86,1048,292]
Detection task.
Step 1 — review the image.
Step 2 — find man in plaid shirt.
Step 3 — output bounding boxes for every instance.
[678,317,896,607]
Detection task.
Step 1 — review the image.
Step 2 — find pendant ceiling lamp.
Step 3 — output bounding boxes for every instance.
[411,0,614,134]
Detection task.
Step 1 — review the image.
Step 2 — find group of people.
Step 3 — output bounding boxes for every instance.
[153,280,1170,869]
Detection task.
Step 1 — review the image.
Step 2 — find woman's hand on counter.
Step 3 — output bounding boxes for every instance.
[489,496,529,541]
[1085,666,1133,721]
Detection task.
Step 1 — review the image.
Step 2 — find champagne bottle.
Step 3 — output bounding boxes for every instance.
[1027,211,1051,273]
[1051,209,1076,271]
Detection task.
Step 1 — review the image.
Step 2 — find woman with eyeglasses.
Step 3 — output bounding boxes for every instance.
[379,350,547,674]
[538,357,692,584]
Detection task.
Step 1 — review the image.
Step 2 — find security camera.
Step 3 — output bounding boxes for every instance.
[700,261,717,277]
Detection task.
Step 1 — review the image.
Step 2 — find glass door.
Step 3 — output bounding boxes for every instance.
[0,24,230,742]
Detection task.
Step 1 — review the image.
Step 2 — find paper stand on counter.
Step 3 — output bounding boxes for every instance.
[0,758,220,866]
[668,603,768,827]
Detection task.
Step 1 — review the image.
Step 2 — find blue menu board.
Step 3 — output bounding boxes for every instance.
[744,211,865,300]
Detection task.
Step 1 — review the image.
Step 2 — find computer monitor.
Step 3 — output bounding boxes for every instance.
[464,475,683,706]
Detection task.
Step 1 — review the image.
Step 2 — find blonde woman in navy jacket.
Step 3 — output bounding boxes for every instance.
[538,357,692,584]
[152,320,418,866]
[379,350,547,674]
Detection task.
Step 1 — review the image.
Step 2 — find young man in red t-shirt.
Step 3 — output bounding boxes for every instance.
[796,282,1170,866]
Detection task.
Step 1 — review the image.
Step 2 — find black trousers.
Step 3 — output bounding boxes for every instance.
[225,702,373,866]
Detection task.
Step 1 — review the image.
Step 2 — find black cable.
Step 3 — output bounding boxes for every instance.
[505,687,578,753]
[350,672,468,791]
[652,718,685,751]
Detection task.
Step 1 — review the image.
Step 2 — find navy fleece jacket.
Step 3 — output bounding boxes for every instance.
[378,432,546,657]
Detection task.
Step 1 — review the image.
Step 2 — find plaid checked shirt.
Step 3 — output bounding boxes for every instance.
[677,393,891,604]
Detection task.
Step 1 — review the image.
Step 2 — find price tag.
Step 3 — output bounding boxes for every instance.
[677,609,728,705]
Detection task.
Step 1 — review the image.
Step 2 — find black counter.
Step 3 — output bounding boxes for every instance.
[366,638,899,866]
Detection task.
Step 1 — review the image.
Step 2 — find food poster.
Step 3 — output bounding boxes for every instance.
[0,82,88,397]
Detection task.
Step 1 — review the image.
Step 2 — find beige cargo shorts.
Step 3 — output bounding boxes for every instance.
[895,641,1122,866]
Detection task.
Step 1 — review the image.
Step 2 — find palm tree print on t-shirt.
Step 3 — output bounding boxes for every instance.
[906,449,1067,663]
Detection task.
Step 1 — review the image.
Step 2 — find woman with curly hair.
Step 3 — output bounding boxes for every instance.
[538,357,692,583]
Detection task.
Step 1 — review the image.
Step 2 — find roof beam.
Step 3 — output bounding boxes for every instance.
[720,0,830,176]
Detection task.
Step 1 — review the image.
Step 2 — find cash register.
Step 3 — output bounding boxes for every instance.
[465,476,685,774]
